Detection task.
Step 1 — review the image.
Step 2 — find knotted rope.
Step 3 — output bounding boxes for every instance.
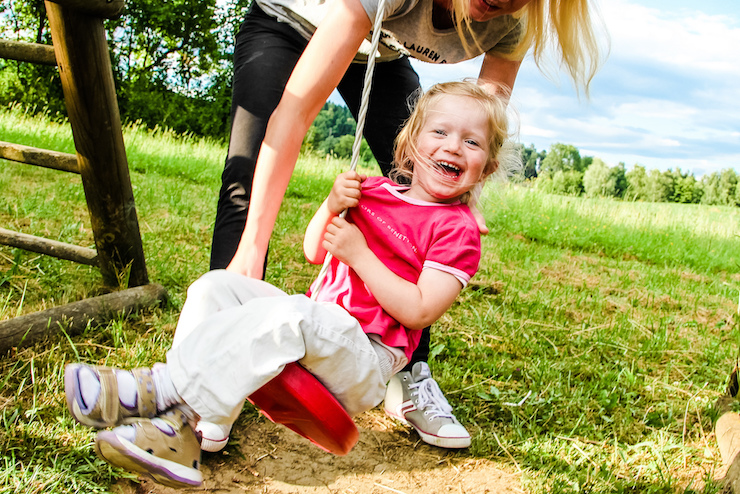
[311,0,387,300]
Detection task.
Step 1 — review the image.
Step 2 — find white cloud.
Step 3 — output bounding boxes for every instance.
[514,0,740,174]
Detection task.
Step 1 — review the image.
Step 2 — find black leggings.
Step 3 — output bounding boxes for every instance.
[210,4,428,369]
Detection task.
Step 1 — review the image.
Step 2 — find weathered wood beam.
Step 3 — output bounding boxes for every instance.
[46,0,124,19]
[716,371,740,492]
[0,284,168,355]
[0,228,98,266]
[0,141,79,173]
[0,40,57,65]
[45,1,149,287]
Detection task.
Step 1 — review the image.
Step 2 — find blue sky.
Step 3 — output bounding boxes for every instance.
[405,0,740,176]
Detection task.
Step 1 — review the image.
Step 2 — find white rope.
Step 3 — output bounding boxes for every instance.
[311,0,387,300]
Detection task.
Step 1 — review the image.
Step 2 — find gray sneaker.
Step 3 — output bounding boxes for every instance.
[384,362,471,448]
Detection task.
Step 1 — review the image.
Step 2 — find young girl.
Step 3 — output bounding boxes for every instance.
[63,81,518,488]
[214,0,604,448]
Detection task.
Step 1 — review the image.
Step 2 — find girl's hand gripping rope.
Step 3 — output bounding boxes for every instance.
[322,217,369,268]
[327,171,365,214]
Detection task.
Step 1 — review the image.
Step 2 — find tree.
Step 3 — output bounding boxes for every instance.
[644,169,673,203]
[701,169,738,206]
[701,172,722,205]
[109,0,220,90]
[550,170,584,196]
[539,143,582,174]
[613,162,628,198]
[518,143,544,180]
[667,168,701,204]
[583,158,618,197]
[718,168,738,206]
[0,0,66,115]
[0,0,247,138]
[625,165,648,201]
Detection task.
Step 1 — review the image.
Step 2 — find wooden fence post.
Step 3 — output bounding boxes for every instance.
[44,1,148,287]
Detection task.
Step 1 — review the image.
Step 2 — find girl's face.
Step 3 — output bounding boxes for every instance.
[466,0,534,22]
[406,95,490,204]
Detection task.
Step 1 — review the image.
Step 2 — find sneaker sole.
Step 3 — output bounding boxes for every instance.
[384,407,471,449]
[95,430,202,488]
[415,429,471,449]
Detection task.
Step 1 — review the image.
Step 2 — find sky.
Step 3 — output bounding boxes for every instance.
[402,0,740,176]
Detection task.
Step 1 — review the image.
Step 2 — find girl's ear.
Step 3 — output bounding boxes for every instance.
[483,158,499,179]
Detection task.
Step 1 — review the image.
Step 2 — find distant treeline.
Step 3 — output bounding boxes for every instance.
[521,143,740,207]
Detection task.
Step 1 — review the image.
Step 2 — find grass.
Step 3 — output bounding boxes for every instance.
[1,105,739,493]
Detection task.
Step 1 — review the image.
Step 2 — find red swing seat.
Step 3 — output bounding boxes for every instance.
[247,361,359,456]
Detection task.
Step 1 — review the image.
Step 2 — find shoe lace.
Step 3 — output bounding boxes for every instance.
[411,378,454,419]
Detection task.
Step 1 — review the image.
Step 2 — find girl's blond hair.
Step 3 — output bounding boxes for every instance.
[391,81,520,204]
[450,0,605,95]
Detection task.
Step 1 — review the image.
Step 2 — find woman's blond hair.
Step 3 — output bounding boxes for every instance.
[450,0,605,95]
[391,81,520,204]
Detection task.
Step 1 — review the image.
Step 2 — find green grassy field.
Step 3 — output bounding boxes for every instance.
[1,107,739,493]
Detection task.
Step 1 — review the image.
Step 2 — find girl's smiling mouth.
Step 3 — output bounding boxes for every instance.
[433,160,462,179]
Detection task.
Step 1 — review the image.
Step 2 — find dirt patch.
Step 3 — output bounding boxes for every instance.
[116,409,523,494]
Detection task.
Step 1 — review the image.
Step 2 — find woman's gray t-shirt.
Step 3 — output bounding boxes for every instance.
[255,0,522,63]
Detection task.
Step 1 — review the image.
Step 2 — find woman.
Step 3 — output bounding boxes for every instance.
[208,0,604,449]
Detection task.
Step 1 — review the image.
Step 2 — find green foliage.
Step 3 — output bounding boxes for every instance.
[625,164,648,201]
[109,0,220,87]
[0,0,242,140]
[0,59,66,117]
[702,169,739,207]
[303,102,376,164]
[540,143,583,174]
[667,168,702,204]
[537,169,585,196]
[117,75,232,140]
[583,158,625,198]
[643,169,673,203]
[518,143,545,179]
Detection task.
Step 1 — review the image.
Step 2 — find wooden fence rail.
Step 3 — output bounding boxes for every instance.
[0,228,98,266]
[0,141,79,173]
[0,0,165,351]
[0,39,57,65]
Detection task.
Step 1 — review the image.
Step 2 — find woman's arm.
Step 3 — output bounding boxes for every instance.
[478,52,522,98]
[226,0,373,278]
[467,53,522,235]
[323,217,463,329]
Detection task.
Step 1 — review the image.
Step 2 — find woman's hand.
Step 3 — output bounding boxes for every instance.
[225,250,264,279]
[230,0,373,276]
[469,203,489,235]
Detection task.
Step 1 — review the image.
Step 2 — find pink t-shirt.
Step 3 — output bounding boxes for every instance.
[308,177,481,359]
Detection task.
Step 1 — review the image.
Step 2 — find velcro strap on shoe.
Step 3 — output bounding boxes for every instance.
[131,367,157,418]
[96,367,120,425]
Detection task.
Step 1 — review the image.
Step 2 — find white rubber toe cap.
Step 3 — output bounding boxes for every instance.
[196,421,232,452]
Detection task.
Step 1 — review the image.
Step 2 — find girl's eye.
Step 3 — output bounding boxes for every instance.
[466,139,480,147]
[434,129,446,135]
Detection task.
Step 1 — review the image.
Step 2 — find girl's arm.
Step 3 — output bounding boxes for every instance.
[226,0,373,278]
[304,171,365,264]
[323,217,463,329]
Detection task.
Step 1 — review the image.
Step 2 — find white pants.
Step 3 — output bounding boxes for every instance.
[166,270,389,424]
